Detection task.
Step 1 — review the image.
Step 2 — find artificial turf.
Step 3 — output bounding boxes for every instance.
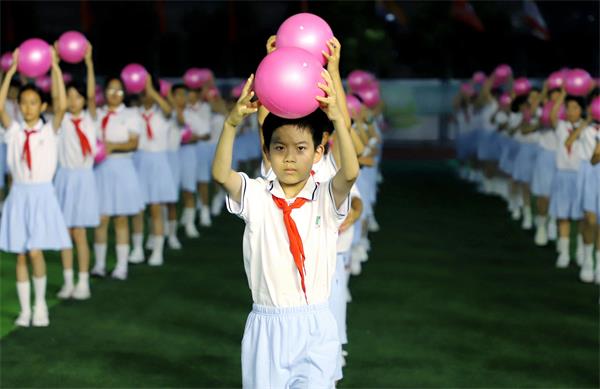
[0,160,598,388]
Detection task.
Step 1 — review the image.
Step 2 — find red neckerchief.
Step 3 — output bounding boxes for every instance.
[71,118,92,158]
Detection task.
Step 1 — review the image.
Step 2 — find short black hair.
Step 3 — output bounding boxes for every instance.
[18,84,47,104]
[510,94,528,113]
[171,83,187,94]
[565,95,587,111]
[66,80,87,101]
[262,110,331,152]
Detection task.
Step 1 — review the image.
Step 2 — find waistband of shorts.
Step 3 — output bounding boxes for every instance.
[251,302,330,316]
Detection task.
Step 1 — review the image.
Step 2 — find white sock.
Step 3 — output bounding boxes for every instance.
[168,221,178,238]
[537,215,547,227]
[33,276,47,308]
[78,272,89,286]
[584,244,594,262]
[152,235,164,257]
[63,269,74,287]
[559,237,570,255]
[94,243,107,270]
[132,233,143,251]
[16,281,31,314]
[184,208,195,225]
[596,251,600,268]
[577,234,584,252]
[116,244,130,270]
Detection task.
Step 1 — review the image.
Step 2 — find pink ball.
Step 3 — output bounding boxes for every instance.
[347,70,375,91]
[1,52,13,72]
[564,68,592,97]
[183,68,213,89]
[231,82,244,99]
[356,84,380,108]
[94,140,107,165]
[460,83,475,97]
[17,38,52,78]
[95,86,105,106]
[254,47,325,119]
[472,71,486,84]
[513,77,531,97]
[590,96,600,122]
[494,64,512,84]
[540,101,567,126]
[159,79,172,97]
[207,86,220,100]
[546,71,564,90]
[57,31,88,64]
[35,75,51,93]
[346,94,362,118]
[499,93,511,108]
[181,125,193,144]
[120,63,148,94]
[275,13,334,66]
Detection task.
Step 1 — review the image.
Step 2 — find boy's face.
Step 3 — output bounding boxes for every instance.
[566,100,582,122]
[67,87,85,114]
[19,90,47,123]
[173,88,187,108]
[267,125,323,186]
[188,90,200,105]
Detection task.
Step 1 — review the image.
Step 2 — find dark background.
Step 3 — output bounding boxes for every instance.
[1,0,598,80]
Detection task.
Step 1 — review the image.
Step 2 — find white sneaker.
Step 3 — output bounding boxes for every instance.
[555,253,570,268]
[534,226,548,246]
[72,282,91,300]
[511,207,521,221]
[145,236,155,251]
[360,237,371,252]
[368,217,380,232]
[90,265,106,278]
[111,267,128,281]
[200,211,212,227]
[211,194,225,216]
[576,247,584,267]
[168,235,182,250]
[350,258,362,276]
[346,286,352,303]
[14,311,31,327]
[128,247,145,264]
[57,284,74,299]
[32,304,49,327]
[148,252,163,266]
[579,261,595,283]
[547,220,557,241]
[521,212,532,230]
[185,223,200,238]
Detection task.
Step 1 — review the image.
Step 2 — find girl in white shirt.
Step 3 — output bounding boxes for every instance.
[0,48,71,327]
[55,45,99,300]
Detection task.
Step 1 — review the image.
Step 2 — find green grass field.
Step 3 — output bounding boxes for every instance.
[0,161,598,388]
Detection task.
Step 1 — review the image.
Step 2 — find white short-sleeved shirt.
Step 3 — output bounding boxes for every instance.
[555,120,591,171]
[2,119,57,183]
[209,112,225,144]
[494,111,509,127]
[96,104,141,158]
[57,111,97,169]
[137,106,171,152]
[167,117,183,152]
[480,100,499,132]
[336,184,360,253]
[537,127,558,151]
[579,124,600,161]
[184,102,211,137]
[226,173,350,308]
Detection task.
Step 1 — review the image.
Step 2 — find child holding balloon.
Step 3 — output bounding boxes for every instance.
[54,44,100,299]
[91,76,145,280]
[0,48,71,326]
[128,76,177,266]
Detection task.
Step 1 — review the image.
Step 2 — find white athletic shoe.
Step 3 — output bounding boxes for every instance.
[185,223,200,238]
[521,211,532,230]
[368,217,380,232]
[168,235,182,250]
[579,260,595,283]
[90,265,106,278]
[576,246,584,267]
[346,286,352,303]
[547,220,557,241]
[350,257,362,276]
[57,284,74,299]
[511,207,521,221]
[128,247,145,264]
[71,282,91,300]
[555,253,570,268]
[111,267,128,281]
[211,194,225,217]
[32,304,49,327]
[14,311,31,327]
[148,252,164,267]
[200,211,212,227]
[534,226,548,246]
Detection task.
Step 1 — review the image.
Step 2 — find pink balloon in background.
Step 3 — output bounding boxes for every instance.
[120,63,148,94]
[57,31,88,64]
[183,67,213,89]
[472,71,486,84]
[231,82,245,99]
[546,71,564,90]
[513,77,531,96]
[494,64,512,84]
[159,79,172,97]
[17,38,52,78]
[460,83,475,97]
[564,68,592,96]
[35,75,51,93]
[275,13,334,66]
[347,70,375,91]
[499,93,511,108]
[94,140,107,165]
[95,85,105,106]
[254,47,325,119]
[181,125,193,144]
[540,101,567,126]
[356,84,380,108]
[1,52,13,72]
[206,86,220,100]
[590,96,600,122]
[346,94,362,118]
[62,72,73,84]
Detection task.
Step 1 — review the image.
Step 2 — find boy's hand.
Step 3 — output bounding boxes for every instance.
[84,43,93,64]
[339,208,355,233]
[9,49,19,74]
[226,74,258,127]
[322,37,341,74]
[316,70,343,123]
[51,44,60,67]
[266,35,276,54]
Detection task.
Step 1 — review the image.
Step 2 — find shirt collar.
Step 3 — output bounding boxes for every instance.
[108,104,126,114]
[141,105,156,115]
[268,174,319,202]
[24,119,44,131]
